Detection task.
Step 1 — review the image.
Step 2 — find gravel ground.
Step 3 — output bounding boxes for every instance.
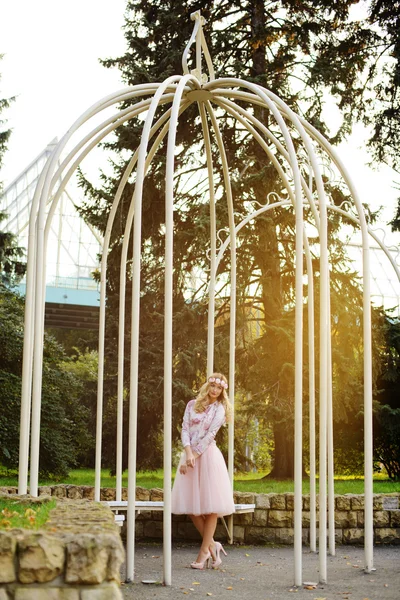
[120,543,399,600]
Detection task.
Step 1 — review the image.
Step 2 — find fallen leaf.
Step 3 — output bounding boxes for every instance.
[314,597,326,600]
[384,584,389,588]
[189,588,194,591]
[192,582,200,585]
[304,585,317,590]
[240,578,245,580]
[207,594,213,597]
[245,553,250,556]
[151,555,160,558]
[226,586,233,590]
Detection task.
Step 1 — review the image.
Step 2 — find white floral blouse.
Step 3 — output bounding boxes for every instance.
[181,399,226,456]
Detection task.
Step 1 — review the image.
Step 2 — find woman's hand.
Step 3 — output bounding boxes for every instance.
[185,447,196,468]
[179,464,188,475]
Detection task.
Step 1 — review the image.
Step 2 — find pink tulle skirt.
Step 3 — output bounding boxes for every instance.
[171,443,235,517]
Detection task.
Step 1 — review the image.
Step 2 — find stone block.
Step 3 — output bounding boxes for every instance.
[285,493,294,510]
[373,511,390,527]
[121,488,128,501]
[152,511,163,521]
[336,495,351,511]
[51,486,66,498]
[375,528,400,544]
[143,520,163,539]
[302,511,311,528]
[0,532,16,583]
[245,526,275,544]
[269,494,286,510]
[15,589,79,600]
[0,590,9,600]
[315,528,343,544]
[135,521,144,538]
[343,528,364,544]
[253,509,268,527]
[66,486,83,500]
[150,488,163,501]
[233,525,245,543]
[214,523,227,540]
[268,510,292,527]
[275,527,294,544]
[80,582,123,599]
[382,495,400,510]
[334,511,357,528]
[18,533,65,583]
[135,487,150,501]
[254,493,270,509]
[233,512,253,526]
[390,510,400,527]
[82,487,95,500]
[177,521,202,540]
[334,529,343,543]
[136,510,151,520]
[65,534,109,584]
[302,494,319,511]
[106,536,124,582]
[38,486,52,497]
[351,495,364,510]
[100,488,116,502]
[357,511,364,527]
[234,492,255,505]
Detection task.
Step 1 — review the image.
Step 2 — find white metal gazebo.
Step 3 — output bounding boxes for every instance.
[18,11,382,588]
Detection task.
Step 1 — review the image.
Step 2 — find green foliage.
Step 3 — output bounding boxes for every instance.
[0,498,56,530]
[373,314,400,480]
[0,285,91,477]
[1,467,399,495]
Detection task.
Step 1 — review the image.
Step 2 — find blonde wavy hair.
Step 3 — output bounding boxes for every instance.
[194,372,232,423]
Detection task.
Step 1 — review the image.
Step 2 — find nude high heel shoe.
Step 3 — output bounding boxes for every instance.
[190,550,211,570]
[211,541,227,569]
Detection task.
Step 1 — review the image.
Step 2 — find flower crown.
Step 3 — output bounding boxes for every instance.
[208,376,228,389]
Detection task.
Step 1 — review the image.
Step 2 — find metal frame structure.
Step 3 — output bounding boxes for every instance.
[1,139,102,293]
[18,10,399,589]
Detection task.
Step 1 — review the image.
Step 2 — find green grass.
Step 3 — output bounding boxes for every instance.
[0,498,56,531]
[1,467,399,494]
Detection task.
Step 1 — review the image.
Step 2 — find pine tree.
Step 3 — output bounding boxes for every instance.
[79,0,387,475]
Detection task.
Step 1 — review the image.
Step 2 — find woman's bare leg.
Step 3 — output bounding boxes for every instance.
[195,513,218,562]
[189,515,217,560]
[189,514,205,536]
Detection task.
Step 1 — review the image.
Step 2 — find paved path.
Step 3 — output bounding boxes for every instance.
[121,543,399,600]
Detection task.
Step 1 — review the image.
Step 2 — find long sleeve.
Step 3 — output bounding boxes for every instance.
[181,401,192,448]
[192,403,226,456]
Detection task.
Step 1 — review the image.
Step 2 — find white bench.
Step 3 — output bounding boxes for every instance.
[104,500,255,544]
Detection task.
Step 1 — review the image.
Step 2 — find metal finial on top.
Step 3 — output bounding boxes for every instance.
[182,10,215,83]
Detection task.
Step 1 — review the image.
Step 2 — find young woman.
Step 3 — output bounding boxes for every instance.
[171,372,235,569]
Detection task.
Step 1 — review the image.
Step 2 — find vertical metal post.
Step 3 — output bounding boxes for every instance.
[327,288,335,555]
[199,103,217,377]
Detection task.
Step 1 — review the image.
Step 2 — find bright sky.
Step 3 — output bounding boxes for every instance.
[0,0,399,248]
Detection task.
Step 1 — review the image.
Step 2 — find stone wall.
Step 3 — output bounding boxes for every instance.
[1,485,400,547]
[0,495,124,600]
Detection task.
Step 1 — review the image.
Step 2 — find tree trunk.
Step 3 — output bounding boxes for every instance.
[264,422,295,479]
